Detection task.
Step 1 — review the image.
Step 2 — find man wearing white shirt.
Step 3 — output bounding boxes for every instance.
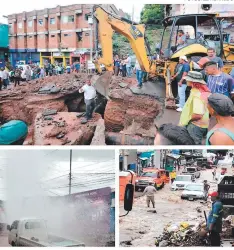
[79,75,97,123]
[0,68,9,89]
[126,54,132,77]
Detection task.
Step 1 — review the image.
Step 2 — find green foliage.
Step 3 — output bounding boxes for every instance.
[140,4,164,24]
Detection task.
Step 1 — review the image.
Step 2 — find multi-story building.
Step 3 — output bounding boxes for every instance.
[7,4,119,67]
[0,24,9,68]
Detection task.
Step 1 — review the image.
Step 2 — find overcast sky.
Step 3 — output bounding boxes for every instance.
[0,149,115,200]
[0,1,144,24]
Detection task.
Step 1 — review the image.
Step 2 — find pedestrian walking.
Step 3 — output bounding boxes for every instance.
[170,169,177,184]
[207,191,223,246]
[121,56,127,77]
[212,168,216,180]
[142,182,157,209]
[126,54,132,77]
[66,64,71,74]
[203,180,210,200]
[79,75,96,124]
[114,55,120,76]
[206,93,234,145]
[25,66,32,82]
[179,71,211,145]
[176,56,190,112]
[204,61,234,98]
[9,70,15,83]
[135,60,143,89]
[14,68,21,87]
[1,68,9,88]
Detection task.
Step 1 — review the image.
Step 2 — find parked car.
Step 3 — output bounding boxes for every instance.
[142,168,170,184]
[135,169,166,191]
[196,157,213,169]
[8,218,85,247]
[181,183,207,201]
[171,175,194,191]
[182,166,201,179]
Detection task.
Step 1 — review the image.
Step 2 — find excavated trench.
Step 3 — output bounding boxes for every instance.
[0,73,163,145]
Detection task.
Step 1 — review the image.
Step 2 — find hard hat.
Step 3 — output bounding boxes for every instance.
[209,191,219,197]
[197,57,210,68]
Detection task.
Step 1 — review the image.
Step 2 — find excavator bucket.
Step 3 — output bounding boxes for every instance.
[92,71,113,99]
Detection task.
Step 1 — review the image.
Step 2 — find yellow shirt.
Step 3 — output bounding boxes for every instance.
[179,88,210,129]
[170,172,177,179]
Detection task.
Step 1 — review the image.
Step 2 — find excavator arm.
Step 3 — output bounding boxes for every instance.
[93,6,156,75]
[92,6,173,104]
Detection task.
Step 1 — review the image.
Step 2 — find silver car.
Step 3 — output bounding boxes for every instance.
[181,183,206,201]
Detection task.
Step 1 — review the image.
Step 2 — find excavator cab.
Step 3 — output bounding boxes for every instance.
[159,14,223,61]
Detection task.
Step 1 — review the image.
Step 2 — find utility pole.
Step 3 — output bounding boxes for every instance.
[132,5,134,24]
[89,7,94,62]
[69,149,72,195]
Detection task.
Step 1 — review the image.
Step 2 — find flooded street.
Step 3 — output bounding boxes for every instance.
[0,233,10,246]
[120,168,225,247]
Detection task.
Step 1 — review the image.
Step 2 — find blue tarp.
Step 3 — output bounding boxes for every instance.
[139,151,154,159]
[0,120,28,144]
[171,150,181,155]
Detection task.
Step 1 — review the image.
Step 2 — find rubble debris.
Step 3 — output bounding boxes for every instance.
[33,112,101,145]
[165,97,177,110]
[106,132,154,145]
[0,73,166,145]
[155,215,234,247]
[155,222,210,247]
[44,116,53,121]
[104,87,162,138]
[42,109,58,117]
[119,82,128,88]
[91,119,106,145]
[76,112,85,118]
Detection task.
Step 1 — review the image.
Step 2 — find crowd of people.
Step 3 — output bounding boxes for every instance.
[153,46,234,146]
[0,61,87,90]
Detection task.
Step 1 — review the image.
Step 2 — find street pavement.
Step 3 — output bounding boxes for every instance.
[119,165,232,247]
[0,233,10,247]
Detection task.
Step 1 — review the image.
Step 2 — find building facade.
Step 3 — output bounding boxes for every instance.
[7,4,119,67]
[0,24,9,68]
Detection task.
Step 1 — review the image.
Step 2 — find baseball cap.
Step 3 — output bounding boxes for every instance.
[209,191,219,197]
[179,56,188,62]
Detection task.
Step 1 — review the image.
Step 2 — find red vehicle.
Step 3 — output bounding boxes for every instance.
[136,168,168,191]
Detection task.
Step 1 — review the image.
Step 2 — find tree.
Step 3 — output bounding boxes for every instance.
[140,5,164,25]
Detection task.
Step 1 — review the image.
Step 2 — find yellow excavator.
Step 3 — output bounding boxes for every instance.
[93,6,234,106]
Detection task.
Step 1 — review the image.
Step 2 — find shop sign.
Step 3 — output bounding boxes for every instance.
[53,52,63,57]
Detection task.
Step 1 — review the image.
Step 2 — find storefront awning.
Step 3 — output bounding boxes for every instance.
[139,157,149,160]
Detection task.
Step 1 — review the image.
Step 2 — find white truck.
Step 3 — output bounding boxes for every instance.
[7,218,85,247]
